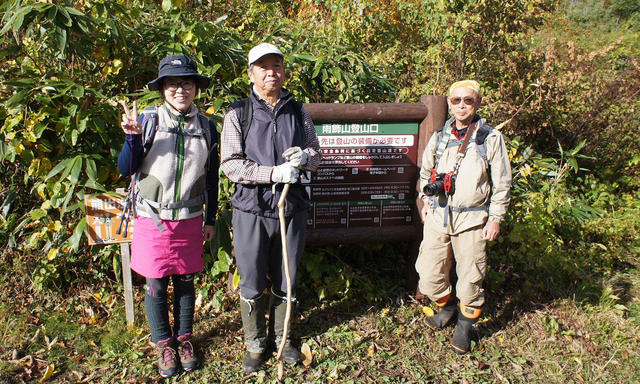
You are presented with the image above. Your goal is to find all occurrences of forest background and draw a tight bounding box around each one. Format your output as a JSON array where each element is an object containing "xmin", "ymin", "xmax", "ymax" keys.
[{"xmin": 1, "ymin": 0, "xmax": 639, "ymax": 382}]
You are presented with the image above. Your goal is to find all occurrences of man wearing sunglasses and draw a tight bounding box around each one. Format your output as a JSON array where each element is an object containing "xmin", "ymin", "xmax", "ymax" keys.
[{"xmin": 415, "ymin": 80, "xmax": 512, "ymax": 354}]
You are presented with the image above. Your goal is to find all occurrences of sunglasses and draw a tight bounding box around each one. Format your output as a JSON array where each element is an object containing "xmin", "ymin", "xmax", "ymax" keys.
[
  {"xmin": 164, "ymin": 80, "xmax": 195, "ymax": 92},
  {"xmin": 449, "ymin": 96, "xmax": 476, "ymax": 105}
]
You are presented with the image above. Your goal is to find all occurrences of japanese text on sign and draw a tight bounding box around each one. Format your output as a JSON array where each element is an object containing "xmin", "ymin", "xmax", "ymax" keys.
[
  {"xmin": 84, "ymin": 193, "xmax": 134, "ymax": 245},
  {"xmin": 307, "ymin": 122, "xmax": 419, "ymax": 229}
]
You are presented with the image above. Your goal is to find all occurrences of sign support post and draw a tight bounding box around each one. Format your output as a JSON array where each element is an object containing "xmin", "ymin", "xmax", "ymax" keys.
[
  {"xmin": 120, "ymin": 243, "xmax": 135, "ymax": 326},
  {"xmin": 84, "ymin": 192, "xmax": 136, "ymax": 326}
]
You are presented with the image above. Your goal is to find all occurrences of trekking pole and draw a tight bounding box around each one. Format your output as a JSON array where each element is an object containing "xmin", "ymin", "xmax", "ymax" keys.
[
  {"xmin": 116, "ymin": 179, "xmax": 134, "ymax": 237},
  {"xmin": 116, "ymin": 195, "xmax": 130, "ymax": 236},
  {"xmin": 275, "ymin": 183, "xmax": 292, "ymax": 381},
  {"xmin": 122, "ymin": 196, "xmax": 132, "ymax": 237}
]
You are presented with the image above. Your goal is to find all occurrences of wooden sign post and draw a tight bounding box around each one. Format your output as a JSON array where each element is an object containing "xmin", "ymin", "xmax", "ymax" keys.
[{"xmin": 84, "ymin": 191, "xmax": 136, "ymax": 325}]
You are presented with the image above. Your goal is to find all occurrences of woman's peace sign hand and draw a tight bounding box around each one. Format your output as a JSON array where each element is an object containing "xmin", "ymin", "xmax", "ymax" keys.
[{"xmin": 120, "ymin": 100, "xmax": 142, "ymax": 135}]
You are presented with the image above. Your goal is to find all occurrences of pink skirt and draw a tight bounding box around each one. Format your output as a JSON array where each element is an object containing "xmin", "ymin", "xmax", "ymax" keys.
[{"xmin": 130, "ymin": 216, "xmax": 204, "ymax": 278}]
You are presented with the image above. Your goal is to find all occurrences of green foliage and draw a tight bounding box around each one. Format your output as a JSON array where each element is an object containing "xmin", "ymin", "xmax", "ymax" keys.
[
  {"xmin": 0, "ymin": 0, "xmax": 396, "ymax": 290},
  {"xmin": 1, "ymin": 0, "xmax": 639, "ymax": 310},
  {"xmin": 568, "ymin": 0, "xmax": 640, "ymax": 27},
  {"xmin": 2, "ymin": 1, "xmax": 640, "ymax": 382},
  {"xmin": 491, "ymin": 135, "xmax": 640, "ymax": 303},
  {"xmin": 298, "ymin": 242, "xmax": 409, "ymax": 306}
]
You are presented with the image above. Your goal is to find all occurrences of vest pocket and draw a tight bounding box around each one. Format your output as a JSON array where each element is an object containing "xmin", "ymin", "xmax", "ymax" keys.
[
  {"xmin": 188, "ymin": 175, "xmax": 206, "ymax": 214},
  {"xmin": 138, "ymin": 174, "xmax": 163, "ymax": 202}
]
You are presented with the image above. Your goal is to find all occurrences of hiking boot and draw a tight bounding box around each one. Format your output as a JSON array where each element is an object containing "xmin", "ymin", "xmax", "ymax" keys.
[
  {"xmin": 155, "ymin": 337, "xmax": 179, "ymax": 378},
  {"xmin": 269, "ymin": 289, "xmax": 300, "ymax": 365},
  {"xmin": 240, "ymin": 293, "xmax": 267, "ymax": 374},
  {"xmin": 450, "ymin": 305, "xmax": 482, "ymax": 355},
  {"xmin": 177, "ymin": 333, "xmax": 199, "ymax": 372},
  {"xmin": 425, "ymin": 295, "xmax": 457, "ymax": 330}
]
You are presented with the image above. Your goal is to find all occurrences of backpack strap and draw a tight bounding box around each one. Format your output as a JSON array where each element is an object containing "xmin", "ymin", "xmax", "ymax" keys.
[
  {"xmin": 198, "ymin": 112, "xmax": 218, "ymax": 176},
  {"xmin": 140, "ymin": 106, "xmax": 159, "ymax": 154},
  {"xmin": 475, "ymin": 123, "xmax": 493, "ymax": 163},
  {"xmin": 292, "ymin": 100, "xmax": 306, "ymax": 143},
  {"xmin": 134, "ymin": 106, "xmax": 164, "ymax": 231},
  {"xmin": 241, "ymin": 98, "xmax": 252, "ymax": 143},
  {"xmin": 229, "ymin": 98, "xmax": 252, "ymax": 150},
  {"xmin": 435, "ymin": 116, "xmax": 492, "ymax": 164},
  {"xmin": 197, "ymin": 112, "xmax": 213, "ymax": 150},
  {"xmin": 434, "ymin": 117, "xmax": 456, "ymax": 166}
]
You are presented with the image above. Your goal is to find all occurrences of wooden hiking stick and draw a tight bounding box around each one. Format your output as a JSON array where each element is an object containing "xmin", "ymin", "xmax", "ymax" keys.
[{"xmin": 276, "ymin": 183, "xmax": 292, "ymax": 380}]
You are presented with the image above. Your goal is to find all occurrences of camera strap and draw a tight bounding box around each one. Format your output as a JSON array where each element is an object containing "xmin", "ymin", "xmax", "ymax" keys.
[
  {"xmin": 440, "ymin": 121, "xmax": 478, "ymax": 228},
  {"xmin": 432, "ymin": 118, "xmax": 477, "ymax": 177},
  {"xmin": 452, "ymin": 121, "xmax": 478, "ymax": 176},
  {"xmin": 431, "ymin": 119, "xmax": 454, "ymax": 181}
]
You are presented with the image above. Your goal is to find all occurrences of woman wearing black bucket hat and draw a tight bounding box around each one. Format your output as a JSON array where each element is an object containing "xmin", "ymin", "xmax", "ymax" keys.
[{"xmin": 117, "ymin": 54, "xmax": 218, "ymax": 378}]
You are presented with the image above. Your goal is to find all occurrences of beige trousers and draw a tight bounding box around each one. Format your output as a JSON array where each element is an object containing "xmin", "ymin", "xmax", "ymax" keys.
[{"xmin": 415, "ymin": 219, "xmax": 487, "ymax": 307}]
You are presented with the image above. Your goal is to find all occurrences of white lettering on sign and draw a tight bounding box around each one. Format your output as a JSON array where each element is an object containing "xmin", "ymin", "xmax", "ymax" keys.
[
  {"xmin": 318, "ymin": 135, "xmax": 413, "ymax": 148},
  {"xmin": 322, "ymin": 123, "xmax": 380, "ymax": 134}
]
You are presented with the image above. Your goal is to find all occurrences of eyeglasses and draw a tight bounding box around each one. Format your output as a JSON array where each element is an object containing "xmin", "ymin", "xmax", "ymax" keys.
[
  {"xmin": 164, "ymin": 80, "xmax": 195, "ymax": 92},
  {"xmin": 449, "ymin": 96, "xmax": 476, "ymax": 106}
]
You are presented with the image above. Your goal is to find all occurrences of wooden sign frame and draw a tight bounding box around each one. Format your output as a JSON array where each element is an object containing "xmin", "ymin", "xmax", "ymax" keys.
[{"xmin": 303, "ymin": 95, "xmax": 448, "ymax": 246}]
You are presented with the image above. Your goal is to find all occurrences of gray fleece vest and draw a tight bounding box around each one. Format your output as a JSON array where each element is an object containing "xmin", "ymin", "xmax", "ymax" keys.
[
  {"xmin": 231, "ymin": 91, "xmax": 309, "ymax": 218},
  {"xmin": 135, "ymin": 104, "xmax": 209, "ymax": 223}
]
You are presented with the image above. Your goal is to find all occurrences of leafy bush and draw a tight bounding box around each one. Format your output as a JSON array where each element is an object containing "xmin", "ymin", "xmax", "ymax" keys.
[
  {"xmin": 1, "ymin": 0, "xmax": 638, "ymax": 303},
  {"xmin": 0, "ymin": 0, "xmax": 399, "ymax": 290},
  {"xmin": 568, "ymin": 0, "xmax": 640, "ymax": 26}
]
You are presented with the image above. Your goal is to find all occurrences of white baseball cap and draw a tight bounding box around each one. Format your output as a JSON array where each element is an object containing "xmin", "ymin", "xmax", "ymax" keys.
[{"xmin": 248, "ymin": 43, "xmax": 284, "ymax": 65}]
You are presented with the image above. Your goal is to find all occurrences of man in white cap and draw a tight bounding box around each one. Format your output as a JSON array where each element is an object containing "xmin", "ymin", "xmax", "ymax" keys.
[
  {"xmin": 220, "ymin": 43, "xmax": 321, "ymax": 373},
  {"xmin": 415, "ymin": 80, "xmax": 511, "ymax": 354}
]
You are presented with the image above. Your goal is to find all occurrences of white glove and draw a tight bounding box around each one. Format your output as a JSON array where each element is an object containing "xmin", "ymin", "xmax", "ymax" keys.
[
  {"xmin": 271, "ymin": 162, "xmax": 300, "ymax": 184},
  {"xmin": 282, "ymin": 146, "xmax": 308, "ymax": 168}
]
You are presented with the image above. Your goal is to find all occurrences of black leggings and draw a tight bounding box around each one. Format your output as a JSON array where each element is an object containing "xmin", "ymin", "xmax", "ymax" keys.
[{"xmin": 145, "ymin": 274, "xmax": 195, "ymax": 343}]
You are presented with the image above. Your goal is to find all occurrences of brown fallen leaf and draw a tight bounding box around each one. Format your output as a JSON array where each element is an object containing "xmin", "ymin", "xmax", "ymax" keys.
[
  {"xmin": 301, "ymin": 343, "xmax": 313, "ymax": 367},
  {"xmin": 351, "ymin": 368, "xmax": 364, "ymax": 378},
  {"xmin": 70, "ymin": 354, "xmax": 84, "ymax": 362}
]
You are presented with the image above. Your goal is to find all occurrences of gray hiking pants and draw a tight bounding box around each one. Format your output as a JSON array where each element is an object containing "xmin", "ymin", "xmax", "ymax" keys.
[{"xmin": 232, "ymin": 209, "xmax": 308, "ymax": 299}]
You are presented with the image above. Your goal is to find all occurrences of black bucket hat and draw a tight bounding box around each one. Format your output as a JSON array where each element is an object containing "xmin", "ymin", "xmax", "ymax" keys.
[{"xmin": 147, "ymin": 54, "xmax": 211, "ymax": 91}]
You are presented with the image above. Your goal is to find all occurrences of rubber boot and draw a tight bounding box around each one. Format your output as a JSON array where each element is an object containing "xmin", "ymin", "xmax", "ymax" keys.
[
  {"xmin": 240, "ymin": 293, "xmax": 267, "ymax": 373},
  {"xmin": 450, "ymin": 304, "xmax": 482, "ymax": 355},
  {"xmin": 269, "ymin": 289, "xmax": 300, "ymax": 365},
  {"xmin": 425, "ymin": 294, "xmax": 457, "ymax": 330}
]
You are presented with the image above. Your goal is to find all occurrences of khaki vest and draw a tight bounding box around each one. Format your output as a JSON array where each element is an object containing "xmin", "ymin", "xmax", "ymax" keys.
[{"xmin": 136, "ymin": 104, "xmax": 210, "ymax": 223}]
